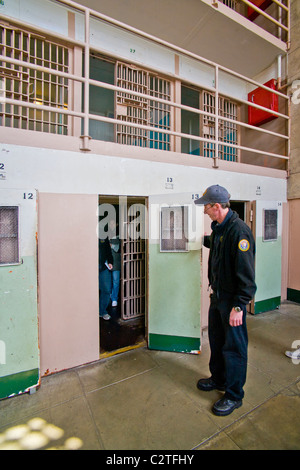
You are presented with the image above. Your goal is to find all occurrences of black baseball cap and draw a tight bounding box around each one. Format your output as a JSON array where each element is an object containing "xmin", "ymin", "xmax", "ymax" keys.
[{"xmin": 194, "ymin": 184, "xmax": 231, "ymax": 205}]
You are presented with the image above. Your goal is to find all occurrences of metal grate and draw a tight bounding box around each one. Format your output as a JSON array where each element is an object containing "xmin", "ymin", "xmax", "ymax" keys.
[
  {"xmin": 0, "ymin": 206, "xmax": 19, "ymax": 264},
  {"xmin": 0, "ymin": 23, "xmax": 69, "ymax": 134},
  {"xmin": 116, "ymin": 62, "xmax": 171, "ymax": 150},
  {"xmin": 160, "ymin": 206, "xmax": 188, "ymax": 252},
  {"xmin": 263, "ymin": 209, "xmax": 278, "ymax": 241}
]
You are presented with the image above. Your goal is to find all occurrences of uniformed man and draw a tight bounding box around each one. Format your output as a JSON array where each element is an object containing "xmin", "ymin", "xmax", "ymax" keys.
[{"xmin": 194, "ymin": 184, "xmax": 256, "ymax": 416}]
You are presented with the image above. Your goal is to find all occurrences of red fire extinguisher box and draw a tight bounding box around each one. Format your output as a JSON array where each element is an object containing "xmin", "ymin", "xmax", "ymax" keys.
[
  {"xmin": 248, "ymin": 79, "xmax": 278, "ymax": 127},
  {"xmin": 247, "ymin": 0, "xmax": 272, "ymax": 21}
]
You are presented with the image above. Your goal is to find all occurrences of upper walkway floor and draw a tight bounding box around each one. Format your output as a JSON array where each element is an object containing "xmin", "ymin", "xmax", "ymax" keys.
[
  {"xmin": 76, "ymin": 0, "xmax": 290, "ymax": 77},
  {"xmin": 0, "ymin": 0, "xmax": 290, "ymax": 175}
]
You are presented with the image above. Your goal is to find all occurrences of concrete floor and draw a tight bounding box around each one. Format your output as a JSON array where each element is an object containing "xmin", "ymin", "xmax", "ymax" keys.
[{"xmin": 0, "ymin": 301, "xmax": 300, "ymax": 450}]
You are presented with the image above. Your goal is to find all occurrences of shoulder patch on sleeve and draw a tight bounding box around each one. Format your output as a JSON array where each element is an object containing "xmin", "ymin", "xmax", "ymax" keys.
[{"xmin": 238, "ymin": 239, "xmax": 250, "ymax": 252}]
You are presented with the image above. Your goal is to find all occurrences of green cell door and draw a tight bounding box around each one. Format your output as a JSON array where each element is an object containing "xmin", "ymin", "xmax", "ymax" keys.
[
  {"xmin": 251, "ymin": 200, "xmax": 282, "ymax": 314},
  {"xmin": 0, "ymin": 189, "xmax": 39, "ymax": 399},
  {"xmin": 147, "ymin": 193, "xmax": 202, "ymax": 353}
]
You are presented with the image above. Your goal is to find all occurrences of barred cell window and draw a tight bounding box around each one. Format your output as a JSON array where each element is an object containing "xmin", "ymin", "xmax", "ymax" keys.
[
  {"xmin": 116, "ymin": 62, "xmax": 149, "ymax": 147},
  {"xmin": 0, "ymin": 206, "xmax": 19, "ymax": 265},
  {"xmin": 149, "ymin": 76, "xmax": 171, "ymax": 151},
  {"xmin": 160, "ymin": 206, "xmax": 188, "ymax": 252},
  {"xmin": 203, "ymin": 91, "xmax": 216, "ymax": 159},
  {"xmin": 181, "ymin": 86, "xmax": 238, "ymax": 161},
  {"xmin": 263, "ymin": 209, "xmax": 278, "ymax": 241},
  {"xmin": 203, "ymin": 91, "xmax": 238, "ymax": 162},
  {"xmin": 0, "ymin": 23, "xmax": 69, "ymax": 135},
  {"xmin": 116, "ymin": 62, "xmax": 171, "ymax": 150}
]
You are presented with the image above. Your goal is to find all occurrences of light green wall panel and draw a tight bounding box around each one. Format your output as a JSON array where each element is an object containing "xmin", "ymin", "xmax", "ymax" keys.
[
  {"xmin": 0, "ymin": 189, "xmax": 39, "ymax": 398},
  {"xmin": 0, "ymin": 256, "xmax": 39, "ymax": 378},
  {"xmin": 148, "ymin": 244, "xmax": 201, "ymax": 342},
  {"xmin": 252, "ymin": 201, "xmax": 282, "ymax": 314},
  {"xmin": 255, "ymin": 236, "xmax": 282, "ymax": 303}
]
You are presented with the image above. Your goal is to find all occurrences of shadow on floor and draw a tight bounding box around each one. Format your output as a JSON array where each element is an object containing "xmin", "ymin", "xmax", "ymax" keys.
[{"xmin": 100, "ymin": 304, "xmax": 145, "ymax": 354}]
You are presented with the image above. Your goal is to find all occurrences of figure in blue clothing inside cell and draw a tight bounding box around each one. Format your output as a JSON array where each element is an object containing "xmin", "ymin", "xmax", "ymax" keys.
[
  {"xmin": 109, "ymin": 219, "xmax": 121, "ymax": 308},
  {"xmin": 194, "ymin": 184, "xmax": 257, "ymax": 417},
  {"xmin": 99, "ymin": 237, "xmax": 113, "ymax": 321}
]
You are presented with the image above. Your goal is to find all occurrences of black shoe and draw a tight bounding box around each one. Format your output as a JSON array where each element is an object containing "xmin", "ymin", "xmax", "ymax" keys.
[
  {"xmin": 212, "ymin": 397, "xmax": 242, "ymax": 416},
  {"xmin": 197, "ymin": 377, "xmax": 225, "ymax": 392}
]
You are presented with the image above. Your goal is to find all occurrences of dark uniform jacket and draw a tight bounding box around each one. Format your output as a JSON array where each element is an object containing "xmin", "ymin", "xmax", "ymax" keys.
[{"xmin": 204, "ymin": 210, "xmax": 257, "ymax": 307}]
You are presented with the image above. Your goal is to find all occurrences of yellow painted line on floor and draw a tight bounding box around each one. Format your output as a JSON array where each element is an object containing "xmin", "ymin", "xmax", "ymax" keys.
[{"xmin": 100, "ymin": 341, "xmax": 147, "ymax": 360}]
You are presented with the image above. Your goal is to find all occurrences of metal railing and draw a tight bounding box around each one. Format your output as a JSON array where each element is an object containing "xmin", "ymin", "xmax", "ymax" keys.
[{"xmin": 0, "ymin": 0, "xmax": 290, "ymax": 170}]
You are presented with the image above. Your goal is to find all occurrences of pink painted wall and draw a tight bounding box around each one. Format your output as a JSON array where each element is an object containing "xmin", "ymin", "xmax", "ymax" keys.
[
  {"xmin": 288, "ymin": 199, "xmax": 300, "ymax": 292},
  {"xmin": 38, "ymin": 193, "xmax": 99, "ymax": 375}
]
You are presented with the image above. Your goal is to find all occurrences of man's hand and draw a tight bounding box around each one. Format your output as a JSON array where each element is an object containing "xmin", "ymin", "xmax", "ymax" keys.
[{"xmin": 229, "ymin": 308, "xmax": 243, "ymax": 327}]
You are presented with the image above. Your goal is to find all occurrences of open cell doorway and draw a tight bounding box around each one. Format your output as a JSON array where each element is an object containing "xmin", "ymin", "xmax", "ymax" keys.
[
  {"xmin": 230, "ymin": 201, "xmax": 245, "ymax": 221},
  {"xmin": 98, "ymin": 195, "xmax": 147, "ymax": 357}
]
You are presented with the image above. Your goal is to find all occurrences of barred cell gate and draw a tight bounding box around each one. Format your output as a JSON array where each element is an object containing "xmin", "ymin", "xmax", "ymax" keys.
[{"xmin": 120, "ymin": 198, "xmax": 147, "ymax": 321}]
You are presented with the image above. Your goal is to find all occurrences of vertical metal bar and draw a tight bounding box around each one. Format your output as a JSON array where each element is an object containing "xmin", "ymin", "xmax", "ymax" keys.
[
  {"xmin": 24, "ymin": 30, "xmax": 29, "ymax": 128},
  {"xmin": 32, "ymin": 36, "xmax": 36, "ymax": 131},
  {"xmin": 287, "ymin": 0, "xmax": 290, "ymax": 49},
  {"xmin": 287, "ymin": 95, "xmax": 291, "ymax": 176},
  {"xmin": 214, "ymin": 65, "xmax": 219, "ymax": 168},
  {"xmin": 133, "ymin": 235, "xmax": 136, "ymax": 317},
  {"xmin": 82, "ymin": 7, "xmax": 90, "ymax": 150},
  {"xmin": 41, "ymin": 39, "xmax": 45, "ymax": 131}
]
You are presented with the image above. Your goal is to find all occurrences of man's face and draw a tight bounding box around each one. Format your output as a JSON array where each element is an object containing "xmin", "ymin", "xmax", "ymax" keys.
[{"xmin": 204, "ymin": 203, "xmax": 218, "ymax": 221}]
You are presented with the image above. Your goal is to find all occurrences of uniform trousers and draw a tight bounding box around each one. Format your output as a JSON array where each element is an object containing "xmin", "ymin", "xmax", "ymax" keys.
[
  {"xmin": 99, "ymin": 268, "xmax": 112, "ymax": 317},
  {"xmin": 208, "ymin": 293, "xmax": 248, "ymax": 401}
]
